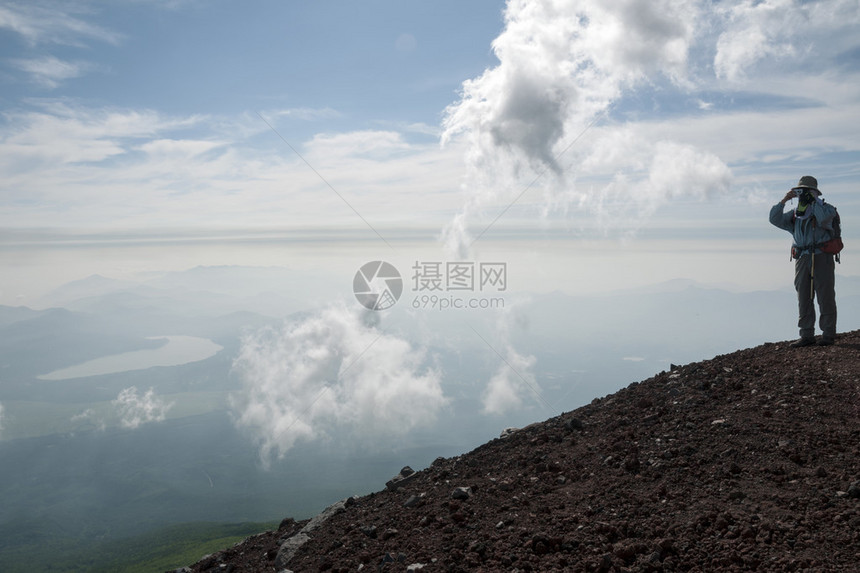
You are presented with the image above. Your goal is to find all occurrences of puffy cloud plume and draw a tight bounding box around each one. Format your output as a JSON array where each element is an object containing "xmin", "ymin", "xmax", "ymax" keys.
[
  {"xmin": 441, "ymin": 0, "xmax": 706, "ymax": 256},
  {"xmin": 481, "ymin": 346, "xmax": 538, "ymax": 415},
  {"xmin": 231, "ymin": 304, "xmax": 447, "ymax": 465},
  {"xmin": 475, "ymin": 303, "xmax": 543, "ymax": 416},
  {"xmin": 583, "ymin": 136, "xmax": 732, "ymax": 233},
  {"xmin": 113, "ymin": 387, "xmax": 173, "ymax": 429}
]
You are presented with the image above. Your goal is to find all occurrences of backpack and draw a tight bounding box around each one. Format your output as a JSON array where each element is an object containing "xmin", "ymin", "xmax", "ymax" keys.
[
  {"xmin": 790, "ymin": 201, "xmax": 843, "ymax": 262},
  {"xmin": 819, "ymin": 206, "xmax": 843, "ymax": 261}
]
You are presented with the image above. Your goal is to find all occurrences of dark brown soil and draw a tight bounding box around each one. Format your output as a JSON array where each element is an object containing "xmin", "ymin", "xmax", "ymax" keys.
[{"xmin": 178, "ymin": 331, "xmax": 860, "ymax": 572}]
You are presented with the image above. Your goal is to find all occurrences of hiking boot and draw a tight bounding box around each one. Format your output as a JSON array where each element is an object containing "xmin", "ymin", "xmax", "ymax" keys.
[
  {"xmin": 790, "ymin": 338, "xmax": 815, "ymax": 348},
  {"xmin": 817, "ymin": 337, "xmax": 834, "ymax": 346}
]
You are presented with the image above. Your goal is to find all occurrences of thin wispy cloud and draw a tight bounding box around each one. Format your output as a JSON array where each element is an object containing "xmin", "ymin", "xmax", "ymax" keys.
[
  {"xmin": 71, "ymin": 408, "xmax": 107, "ymax": 431},
  {"xmin": 0, "ymin": 2, "xmax": 122, "ymax": 47},
  {"xmin": 0, "ymin": 100, "xmax": 467, "ymax": 231},
  {"xmin": 0, "ymin": 101, "xmax": 203, "ymax": 165},
  {"xmin": 269, "ymin": 107, "xmax": 342, "ymax": 122},
  {"xmin": 71, "ymin": 408, "xmax": 96, "ymax": 423},
  {"xmin": 714, "ymin": 0, "xmax": 860, "ymax": 82},
  {"xmin": 11, "ymin": 56, "xmax": 97, "ymax": 89}
]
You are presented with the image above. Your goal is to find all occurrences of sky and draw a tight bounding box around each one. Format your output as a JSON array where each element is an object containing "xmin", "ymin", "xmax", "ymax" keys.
[{"xmin": 1, "ymin": 0, "xmax": 860, "ymax": 296}]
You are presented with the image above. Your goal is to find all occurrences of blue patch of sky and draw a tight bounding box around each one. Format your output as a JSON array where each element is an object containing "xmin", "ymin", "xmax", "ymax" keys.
[
  {"xmin": 1, "ymin": 1, "xmax": 506, "ymax": 129},
  {"xmin": 611, "ymin": 83, "xmax": 823, "ymax": 123},
  {"xmin": 834, "ymin": 45, "xmax": 860, "ymax": 71}
]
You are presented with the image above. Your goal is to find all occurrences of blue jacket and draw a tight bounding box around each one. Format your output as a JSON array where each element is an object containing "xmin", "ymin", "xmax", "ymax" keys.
[{"xmin": 769, "ymin": 198, "xmax": 838, "ymax": 256}]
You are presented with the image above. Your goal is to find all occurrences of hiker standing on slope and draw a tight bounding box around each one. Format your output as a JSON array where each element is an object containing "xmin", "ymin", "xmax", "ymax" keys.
[{"xmin": 769, "ymin": 175, "xmax": 840, "ymax": 347}]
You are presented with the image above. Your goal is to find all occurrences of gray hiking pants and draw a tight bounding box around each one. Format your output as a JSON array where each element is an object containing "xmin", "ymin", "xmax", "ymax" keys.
[{"xmin": 794, "ymin": 252, "xmax": 837, "ymax": 340}]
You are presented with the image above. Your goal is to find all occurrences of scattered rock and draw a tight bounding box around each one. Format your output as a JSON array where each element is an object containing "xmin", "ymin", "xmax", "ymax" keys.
[
  {"xmin": 381, "ymin": 527, "xmax": 398, "ymax": 540},
  {"xmin": 273, "ymin": 533, "xmax": 310, "ymax": 569},
  {"xmin": 500, "ymin": 427, "xmax": 519, "ymax": 438},
  {"xmin": 386, "ymin": 466, "xmax": 419, "ymax": 491},
  {"xmin": 451, "ymin": 486, "xmax": 472, "ymax": 500},
  {"xmin": 359, "ymin": 525, "xmax": 377, "ymax": 539},
  {"xmin": 403, "ymin": 493, "xmax": 425, "ymax": 508},
  {"xmin": 273, "ymin": 498, "xmax": 350, "ymax": 568}
]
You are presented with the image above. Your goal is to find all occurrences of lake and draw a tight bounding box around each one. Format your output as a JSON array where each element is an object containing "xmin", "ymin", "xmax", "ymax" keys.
[{"xmin": 37, "ymin": 335, "xmax": 223, "ymax": 380}]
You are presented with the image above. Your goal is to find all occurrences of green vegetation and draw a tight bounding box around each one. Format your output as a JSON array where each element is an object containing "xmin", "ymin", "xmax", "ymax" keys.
[
  {"xmin": 0, "ymin": 520, "xmax": 278, "ymax": 573},
  {"xmin": 1, "ymin": 391, "xmax": 230, "ymax": 440}
]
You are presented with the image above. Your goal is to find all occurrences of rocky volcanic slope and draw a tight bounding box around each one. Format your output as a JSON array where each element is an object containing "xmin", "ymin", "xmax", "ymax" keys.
[{"xmin": 177, "ymin": 331, "xmax": 860, "ymax": 572}]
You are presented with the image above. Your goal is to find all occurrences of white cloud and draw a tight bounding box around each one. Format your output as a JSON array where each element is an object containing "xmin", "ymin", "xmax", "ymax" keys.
[
  {"xmin": 714, "ymin": 0, "xmax": 860, "ymax": 82},
  {"xmin": 268, "ymin": 107, "xmax": 341, "ymax": 122},
  {"xmin": 615, "ymin": 96, "xmax": 860, "ymax": 168},
  {"xmin": 71, "ymin": 408, "xmax": 95, "ymax": 423},
  {"xmin": 11, "ymin": 56, "xmax": 98, "ymax": 89},
  {"xmin": 481, "ymin": 345, "xmax": 538, "ymax": 415},
  {"xmin": 139, "ymin": 138, "xmax": 225, "ymax": 158},
  {"xmin": 305, "ymin": 130, "xmax": 413, "ymax": 162},
  {"xmin": 440, "ymin": 0, "xmax": 706, "ymax": 256},
  {"xmin": 231, "ymin": 303, "xmax": 448, "ymax": 465},
  {"xmin": 0, "ymin": 101, "xmax": 202, "ymax": 167},
  {"xmin": 71, "ymin": 407, "xmax": 107, "ymax": 431},
  {"xmin": 436, "ymin": 0, "xmax": 860, "ymax": 253},
  {"xmin": 0, "ymin": 2, "xmax": 122, "ymax": 47},
  {"xmin": 714, "ymin": 0, "xmax": 795, "ymax": 82},
  {"xmin": 0, "ymin": 1, "xmax": 856, "ymax": 242},
  {"xmin": 578, "ymin": 137, "xmax": 731, "ymax": 234},
  {"xmin": 113, "ymin": 386, "xmax": 173, "ymax": 429},
  {"xmin": 475, "ymin": 302, "xmax": 542, "ymax": 416},
  {"xmin": 0, "ymin": 103, "xmax": 467, "ymax": 231}
]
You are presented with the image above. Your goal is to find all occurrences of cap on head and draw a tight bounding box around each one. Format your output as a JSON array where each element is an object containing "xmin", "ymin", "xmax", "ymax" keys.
[{"xmin": 796, "ymin": 175, "xmax": 819, "ymax": 191}]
